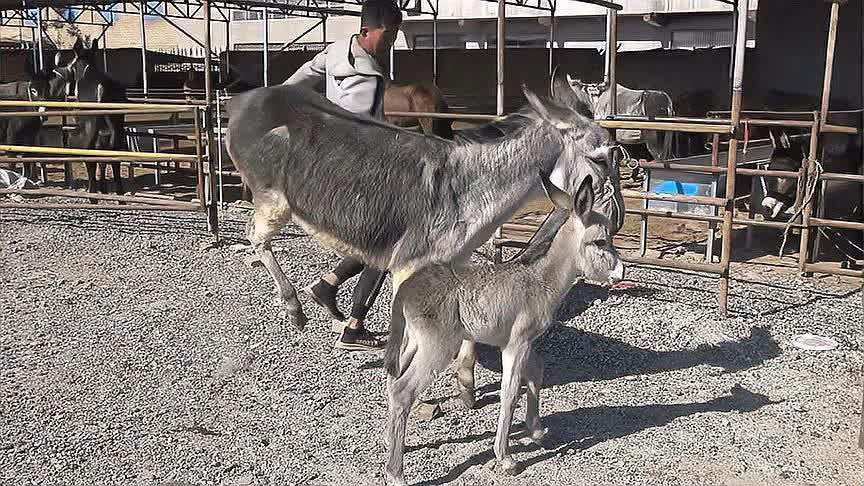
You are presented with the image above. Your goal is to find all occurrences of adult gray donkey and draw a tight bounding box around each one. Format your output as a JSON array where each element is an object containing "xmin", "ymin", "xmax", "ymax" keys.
[
  {"xmin": 564, "ymin": 75, "xmax": 676, "ymax": 162},
  {"xmin": 225, "ymin": 81, "xmax": 623, "ymax": 329}
]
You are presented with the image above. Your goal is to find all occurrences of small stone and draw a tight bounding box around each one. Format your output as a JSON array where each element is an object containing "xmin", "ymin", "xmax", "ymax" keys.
[
  {"xmin": 413, "ymin": 401, "xmax": 443, "ymax": 422},
  {"xmin": 235, "ymin": 472, "xmax": 255, "ymax": 485},
  {"xmin": 244, "ymin": 254, "xmax": 263, "ymax": 268},
  {"xmin": 566, "ymin": 448, "xmax": 576, "ymax": 455}
]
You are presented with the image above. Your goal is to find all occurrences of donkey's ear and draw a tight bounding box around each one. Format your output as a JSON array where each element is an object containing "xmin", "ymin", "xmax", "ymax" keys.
[
  {"xmin": 90, "ymin": 38, "xmax": 99, "ymax": 52},
  {"xmin": 73, "ymin": 38, "xmax": 84, "ymax": 55},
  {"xmin": 541, "ymin": 172, "xmax": 573, "ymax": 210},
  {"xmin": 574, "ymin": 175, "xmax": 595, "ymax": 216},
  {"xmin": 551, "ymin": 70, "xmax": 594, "ymax": 118},
  {"xmin": 523, "ymin": 85, "xmax": 578, "ymax": 130},
  {"xmin": 54, "ymin": 51, "xmax": 63, "ymax": 68}
]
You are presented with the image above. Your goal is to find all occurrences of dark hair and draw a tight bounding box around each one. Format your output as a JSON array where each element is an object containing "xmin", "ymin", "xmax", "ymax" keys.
[{"xmin": 361, "ymin": 0, "xmax": 402, "ymax": 29}]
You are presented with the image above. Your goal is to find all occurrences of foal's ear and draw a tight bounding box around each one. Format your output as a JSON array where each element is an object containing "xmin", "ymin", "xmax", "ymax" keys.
[
  {"xmin": 523, "ymin": 85, "xmax": 577, "ymax": 130},
  {"xmin": 574, "ymin": 175, "xmax": 595, "ymax": 216},
  {"xmin": 541, "ymin": 172, "xmax": 573, "ymax": 210}
]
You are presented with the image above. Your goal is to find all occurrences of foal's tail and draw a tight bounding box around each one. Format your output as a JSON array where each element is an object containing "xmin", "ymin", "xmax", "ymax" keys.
[{"xmin": 384, "ymin": 289, "xmax": 407, "ymax": 378}]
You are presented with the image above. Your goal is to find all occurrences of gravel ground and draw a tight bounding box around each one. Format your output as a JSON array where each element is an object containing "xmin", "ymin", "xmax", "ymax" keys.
[{"xmin": 0, "ymin": 207, "xmax": 862, "ymax": 486}]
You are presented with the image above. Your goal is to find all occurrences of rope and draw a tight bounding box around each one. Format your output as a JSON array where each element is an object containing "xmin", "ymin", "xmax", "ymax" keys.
[
  {"xmin": 742, "ymin": 120, "xmax": 750, "ymax": 155},
  {"xmin": 778, "ymin": 157, "xmax": 824, "ymax": 257}
]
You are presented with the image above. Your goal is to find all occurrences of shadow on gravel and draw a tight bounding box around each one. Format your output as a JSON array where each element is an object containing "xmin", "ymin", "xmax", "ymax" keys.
[
  {"xmin": 470, "ymin": 326, "xmax": 779, "ymax": 405},
  {"xmin": 414, "ymin": 385, "xmax": 777, "ymax": 485}
]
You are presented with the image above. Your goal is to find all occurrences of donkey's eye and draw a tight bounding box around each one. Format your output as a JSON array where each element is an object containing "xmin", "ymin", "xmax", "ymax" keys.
[{"xmin": 592, "ymin": 239, "xmax": 607, "ymax": 248}]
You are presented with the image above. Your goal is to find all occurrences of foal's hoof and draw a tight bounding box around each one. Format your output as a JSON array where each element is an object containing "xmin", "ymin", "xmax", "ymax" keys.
[
  {"xmin": 384, "ymin": 470, "xmax": 407, "ymax": 486},
  {"xmin": 290, "ymin": 311, "xmax": 308, "ymax": 330},
  {"xmin": 456, "ymin": 379, "xmax": 476, "ymax": 409}
]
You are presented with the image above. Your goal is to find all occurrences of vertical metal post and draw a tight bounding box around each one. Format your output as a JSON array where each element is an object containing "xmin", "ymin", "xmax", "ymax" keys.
[
  {"xmin": 798, "ymin": 114, "xmax": 821, "ymax": 272},
  {"xmin": 717, "ymin": 0, "xmax": 749, "ymax": 316},
  {"xmin": 605, "ymin": 8, "xmax": 617, "ymax": 117},
  {"xmin": 139, "ymin": 1, "xmax": 148, "ymax": 96},
  {"xmin": 263, "ymin": 8, "xmax": 269, "ymax": 86},
  {"xmin": 548, "ymin": 4, "xmax": 555, "ymax": 77},
  {"xmin": 496, "ymin": 0, "xmax": 505, "ymax": 116},
  {"xmin": 36, "ymin": 8, "xmax": 44, "ymax": 70},
  {"xmin": 31, "ymin": 28, "xmax": 38, "ymax": 72},
  {"xmin": 433, "ymin": 10, "xmax": 438, "ymax": 83},
  {"xmin": 204, "ymin": 0, "xmax": 219, "ymax": 239},
  {"xmin": 216, "ymin": 92, "xmax": 225, "ymax": 208},
  {"xmin": 819, "ymin": 1, "xmax": 840, "ymax": 129},
  {"xmin": 707, "ymin": 132, "xmax": 720, "ymax": 263},
  {"xmin": 323, "ymin": 15, "xmax": 327, "ymax": 43},
  {"xmin": 102, "ymin": 32, "xmax": 108, "ymax": 72},
  {"xmin": 801, "ymin": 1, "xmax": 841, "ymax": 273},
  {"xmin": 225, "ymin": 19, "xmax": 231, "ymax": 80}
]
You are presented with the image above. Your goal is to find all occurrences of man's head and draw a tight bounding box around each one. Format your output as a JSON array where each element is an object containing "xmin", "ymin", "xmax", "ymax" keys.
[{"xmin": 358, "ymin": 0, "xmax": 402, "ymax": 59}]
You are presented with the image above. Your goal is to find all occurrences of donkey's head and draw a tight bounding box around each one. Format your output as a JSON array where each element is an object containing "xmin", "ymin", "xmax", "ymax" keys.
[
  {"xmin": 69, "ymin": 38, "xmax": 99, "ymax": 78},
  {"xmin": 558, "ymin": 175, "xmax": 624, "ymax": 285},
  {"xmin": 523, "ymin": 85, "xmax": 625, "ymax": 234}
]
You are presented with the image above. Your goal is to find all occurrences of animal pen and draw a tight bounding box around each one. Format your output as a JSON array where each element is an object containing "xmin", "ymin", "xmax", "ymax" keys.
[
  {"xmin": 0, "ymin": 0, "xmax": 862, "ymax": 451},
  {"xmin": 1, "ymin": 1, "xmax": 861, "ymax": 300}
]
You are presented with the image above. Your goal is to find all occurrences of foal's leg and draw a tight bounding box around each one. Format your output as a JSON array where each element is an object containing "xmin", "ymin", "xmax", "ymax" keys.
[
  {"xmin": 495, "ymin": 342, "xmax": 531, "ymax": 474},
  {"xmin": 246, "ymin": 194, "xmax": 307, "ymax": 330},
  {"xmin": 385, "ymin": 322, "xmax": 458, "ymax": 486},
  {"xmin": 455, "ymin": 340, "xmax": 477, "ymax": 409},
  {"xmin": 523, "ymin": 348, "xmax": 547, "ymax": 443}
]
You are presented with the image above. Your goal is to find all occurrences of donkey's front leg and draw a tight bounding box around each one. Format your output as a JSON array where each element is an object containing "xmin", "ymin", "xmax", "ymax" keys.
[
  {"xmin": 523, "ymin": 348, "xmax": 547, "ymax": 444},
  {"xmin": 455, "ymin": 340, "xmax": 477, "ymax": 409},
  {"xmin": 495, "ymin": 343, "xmax": 531, "ymax": 474}
]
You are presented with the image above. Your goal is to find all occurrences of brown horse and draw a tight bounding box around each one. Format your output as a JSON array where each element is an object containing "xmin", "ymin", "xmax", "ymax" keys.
[{"xmin": 384, "ymin": 81, "xmax": 453, "ymax": 139}]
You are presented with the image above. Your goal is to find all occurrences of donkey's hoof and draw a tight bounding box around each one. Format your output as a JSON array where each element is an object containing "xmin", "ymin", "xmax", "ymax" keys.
[
  {"xmin": 384, "ymin": 470, "xmax": 407, "ymax": 486},
  {"xmin": 457, "ymin": 385, "xmax": 476, "ymax": 409},
  {"xmin": 529, "ymin": 427, "xmax": 548, "ymax": 445},
  {"xmin": 498, "ymin": 457, "xmax": 521, "ymax": 475}
]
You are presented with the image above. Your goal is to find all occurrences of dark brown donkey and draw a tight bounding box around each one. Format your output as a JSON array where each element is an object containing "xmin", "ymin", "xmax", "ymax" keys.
[{"xmin": 384, "ymin": 81, "xmax": 453, "ymax": 139}]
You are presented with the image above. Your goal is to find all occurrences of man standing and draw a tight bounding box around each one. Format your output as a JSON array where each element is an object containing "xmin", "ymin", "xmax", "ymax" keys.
[{"xmin": 282, "ymin": 0, "xmax": 401, "ymax": 351}]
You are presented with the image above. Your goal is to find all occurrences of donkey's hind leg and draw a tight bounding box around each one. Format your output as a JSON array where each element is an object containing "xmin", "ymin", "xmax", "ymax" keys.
[
  {"xmin": 247, "ymin": 194, "xmax": 307, "ymax": 330},
  {"xmin": 385, "ymin": 322, "xmax": 459, "ymax": 486},
  {"xmin": 455, "ymin": 340, "xmax": 477, "ymax": 409}
]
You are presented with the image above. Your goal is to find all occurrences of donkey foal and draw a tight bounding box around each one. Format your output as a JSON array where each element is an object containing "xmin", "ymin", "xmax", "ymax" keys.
[{"xmin": 383, "ymin": 176, "xmax": 624, "ymax": 485}]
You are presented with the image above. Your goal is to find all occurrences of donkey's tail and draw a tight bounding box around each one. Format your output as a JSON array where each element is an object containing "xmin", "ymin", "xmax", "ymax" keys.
[{"xmin": 384, "ymin": 289, "xmax": 407, "ymax": 378}]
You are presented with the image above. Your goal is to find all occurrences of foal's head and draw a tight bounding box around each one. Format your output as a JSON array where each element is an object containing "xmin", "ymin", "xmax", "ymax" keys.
[{"xmin": 562, "ymin": 175, "xmax": 625, "ymax": 285}]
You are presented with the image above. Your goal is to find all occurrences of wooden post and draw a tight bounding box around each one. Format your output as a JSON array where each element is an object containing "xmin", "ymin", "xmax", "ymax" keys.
[{"xmin": 717, "ymin": 0, "xmax": 749, "ymax": 316}]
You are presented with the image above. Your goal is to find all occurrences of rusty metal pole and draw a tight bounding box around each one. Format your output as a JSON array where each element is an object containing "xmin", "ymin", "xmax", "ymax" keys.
[
  {"xmin": 548, "ymin": 3, "xmax": 555, "ymax": 77},
  {"xmin": 433, "ymin": 2, "xmax": 438, "ymax": 84},
  {"xmin": 194, "ymin": 108, "xmax": 204, "ymax": 206},
  {"xmin": 263, "ymin": 8, "xmax": 269, "ymax": 87},
  {"xmin": 800, "ymin": 2, "xmax": 841, "ymax": 273},
  {"xmin": 35, "ymin": 8, "xmax": 44, "ymax": 70},
  {"xmin": 204, "ymin": 0, "xmax": 219, "ymax": 239},
  {"xmin": 496, "ymin": 0, "xmax": 505, "ymax": 116},
  {"xmin": 605, "ymin": 8, "xmax": 617, "ymax": 118},
  {"xmin": 139, "ymin": 1, "xmax": 148, "ymax": 96},
  {"xmin": 798, "ymin": 113, "xmax": 821, "ymax": 272},
  {"xmin": 717, "ymin": 0, "xmax": 749, "ymax": 316}
]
